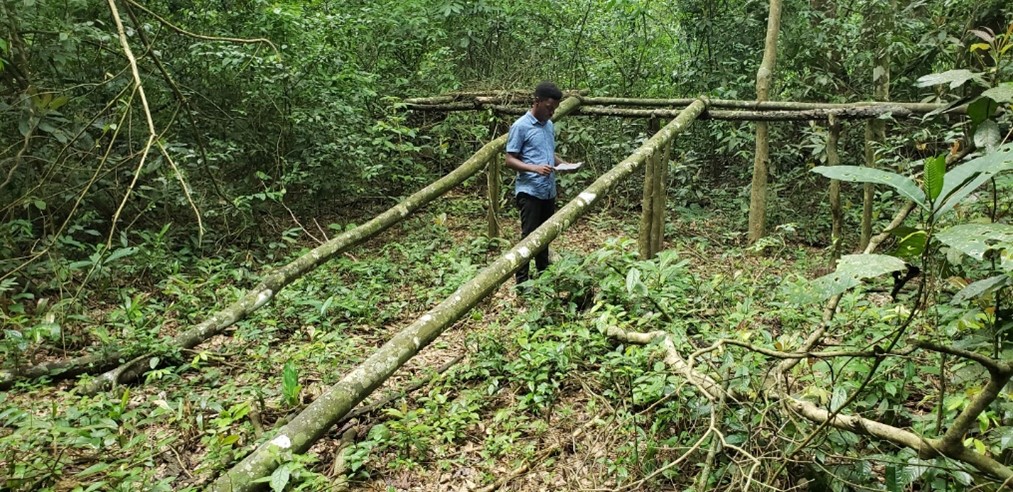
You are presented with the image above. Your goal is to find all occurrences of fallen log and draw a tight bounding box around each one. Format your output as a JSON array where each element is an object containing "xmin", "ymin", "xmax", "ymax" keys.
[
  {"xmin": 411, "ymin": 104, "xmax": 945, "ymax": 121},
  {"xmin": 208, "ymin": 99, "xmax": 709, "ymax": 492},
  {"xmin": 0, "ymin": 97, "xmax": 582, "ymax": 392}
]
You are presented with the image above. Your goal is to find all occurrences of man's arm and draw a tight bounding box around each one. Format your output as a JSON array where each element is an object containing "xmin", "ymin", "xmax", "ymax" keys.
[{"xmin": 505, "ymin": 152, "xmax": 553, "ymax": 176}]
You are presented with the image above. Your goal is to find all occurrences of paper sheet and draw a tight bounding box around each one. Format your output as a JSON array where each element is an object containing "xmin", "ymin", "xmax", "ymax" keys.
[{"xmin": 555, "ymin": 162, "xmax": 583, "ymax": 172}]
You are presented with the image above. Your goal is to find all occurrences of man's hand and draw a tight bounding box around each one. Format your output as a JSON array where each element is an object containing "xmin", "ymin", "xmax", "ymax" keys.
[{"xmin": 528, "ymin": 164, "xmax": 554, "ymax": 176}]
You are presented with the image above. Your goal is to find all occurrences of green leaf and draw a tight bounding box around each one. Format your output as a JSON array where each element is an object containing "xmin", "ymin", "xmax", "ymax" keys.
[
  {"xmin": 937, "ymin": 224, "xmax": 1013, "ymax": 269},
  {"xmin": 269, "ymin": 464, "xmax": 291, "ymax": 492},
  {"xmin": 892, "ymin": 230, "xmax": 927, "ymax": 259},
  {"xmin": 935, "ymin": 144, "xmax": 1013, "ymax": 218},
  {"xmin": 924, "ymin": 154, "xmax": 946, "ymax": 202},
  {"xmin": 812, "ymin": 166, "xmax": 926, "ymax": 209},
  {"xmin": 794, "ymin": 254, "xmax": 907, "ymax": 303},
  {"xmin": 886, "ymin": 464, "xmax": 899, "ymax": 492},
  {"xmin": 968, "ymin": 96, "xmax": 999, "ymax": 125},
  {"xmin": 915, "ymin": 69, "xmax": 984, "ymax": 89},
  {"xmin": 625, "ymin": 268, "xmax": 647, "ymax": 297},
  {"xmin": 78, "ymin": 462, "xmax": 111, "ymax": 478},
  {"xmin": 953, "ymin": 275, "xmax": 1009, "ymax": 304},
  {"xmin": 981, "ymin": 83, "xmax": 1013, "ymax": 104},
  {"xmin": 282, "ymin": 361, "xmax": 300, "ymax": 405},
  {"xmin": 974, "ymin": 120, "xmax": 1001, "ymax": 152}
]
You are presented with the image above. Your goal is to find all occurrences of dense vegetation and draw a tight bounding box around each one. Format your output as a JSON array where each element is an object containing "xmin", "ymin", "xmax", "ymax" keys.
[{"xmin": 2, "ymin": 0, "xmax": 1013, "ymax": 490}]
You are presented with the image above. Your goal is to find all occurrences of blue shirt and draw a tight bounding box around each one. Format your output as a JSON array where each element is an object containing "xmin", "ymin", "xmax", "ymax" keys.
[{"xmin": 507, "ymin": 111, "xmax": 556, "ymax": 200}]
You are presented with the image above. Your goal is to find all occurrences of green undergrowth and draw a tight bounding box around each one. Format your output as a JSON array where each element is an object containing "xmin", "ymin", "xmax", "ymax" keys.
[
  {"xmin": 5, "ymin": 186, "xmax": 1011, "ymax": 491},
  {"xmin": 0, "ymin": 198, "xmax": 498, "ymax": 491}
]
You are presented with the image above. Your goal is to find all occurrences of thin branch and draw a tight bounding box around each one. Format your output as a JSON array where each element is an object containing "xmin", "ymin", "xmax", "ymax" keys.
[
  {"xmin": 124, "ymin": 0, "xmax": 280, "ymax": 58},
  {"xmin": 105, "ymin": 0, "xmax": 203, "ymax": 247}
]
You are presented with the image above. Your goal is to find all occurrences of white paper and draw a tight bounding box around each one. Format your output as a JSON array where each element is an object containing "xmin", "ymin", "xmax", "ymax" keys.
[{"xmin": 555, "ymin": 161, "xmax": 583, "ymax": 171}]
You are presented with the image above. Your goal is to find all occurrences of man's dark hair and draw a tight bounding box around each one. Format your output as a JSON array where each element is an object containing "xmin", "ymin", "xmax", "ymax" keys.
[{"xmin": 534, "ymin": 81, "xmax": 563, "ymax": 101}]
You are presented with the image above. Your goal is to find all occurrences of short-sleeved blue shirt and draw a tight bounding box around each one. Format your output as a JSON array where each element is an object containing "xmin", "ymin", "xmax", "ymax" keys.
[{"xmin": 507, "ymin": 111, "xmax": 556, "ymax": 200}]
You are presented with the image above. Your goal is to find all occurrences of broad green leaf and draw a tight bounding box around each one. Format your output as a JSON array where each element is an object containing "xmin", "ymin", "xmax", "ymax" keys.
[
  {"xmin": 974, "ymin": 120, "xmax": 1001, "ymax": 152},
  {"xmin": 49, "ymin": 95, "xmax": 70, "ymax": 110},
  {"xmin": 626, "ymin": 267, "xmax": 647, "ymax": 297},
  {"xmin": 935, "ymin": 144, "xmax": 1013, "ymax": 218},
  {"xmin": 812, "ymin": 166, "xmax": 925, "ymax": 209},
  {"xmin": 924, "ymin": 154, "xmax": 946, "ymax": 201},
  {"xmin": 796, "ymin": 254, "xmax": 907, "ymax": 303},
  {"xmin": 78, "ymin": 462, "xmax": 111, "ymax": 477},
  {"xmin": 915, "ymin": 69, "xmax": 984, "ymax": 89},
  {"xmin": 936, "ymin": 223, "xmax": 1013, "ymax": 269},
  {"xmin": 892, "ymin": 230, "xmax": 927, "ymax": 259},
  {"xmin": 981, "ymin": 83, "xmax": 1013, "ymax": 104},
  {"xmin": 269, "ymin": 464, "xmax": 291, "ymax": 492},
  {"xmin": 968, "ymin": 96, "xmax": 999, "ymax": 125},
  {"xmin": 952, "ymin": 274, "xmax": 1009, "ymax": 304}
]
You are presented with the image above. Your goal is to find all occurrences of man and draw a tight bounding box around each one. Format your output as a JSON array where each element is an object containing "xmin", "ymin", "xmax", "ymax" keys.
[{"xmin": 504, "ymin": 81, "xmax": 578, "ymax": 289}]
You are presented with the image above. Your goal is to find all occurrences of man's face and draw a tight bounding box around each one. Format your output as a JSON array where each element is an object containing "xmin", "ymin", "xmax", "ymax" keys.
[{"xmin": 533, "ymin": 98, "xmax": 559, "ymax": 122}]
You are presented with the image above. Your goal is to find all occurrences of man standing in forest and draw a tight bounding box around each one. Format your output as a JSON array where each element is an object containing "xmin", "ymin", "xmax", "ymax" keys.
[{"xmin": 505, "ymin": 81, "xmax": 580, "ymax": 290}]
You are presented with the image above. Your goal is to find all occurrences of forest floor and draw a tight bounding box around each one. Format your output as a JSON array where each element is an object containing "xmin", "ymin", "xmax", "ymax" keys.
[{"xmin": 1, "ymin": 186, "xmax": 836, "ymax": 492}]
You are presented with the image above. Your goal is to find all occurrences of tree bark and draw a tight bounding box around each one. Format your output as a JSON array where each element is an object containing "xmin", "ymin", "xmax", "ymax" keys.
[
  {"xmin": 208, "ymin": 99, "xmax": 708, "ymax": 492},
  {"xmin": 487, "ymin": 154, "xmax": 501, "ymax": 238},
  {"xmin": 747, "ymin": 0, "xmax": 785, "ymax": 243},
  {"xmin": 639, "ymin": 119, "xmax": 660, "ymax": 259},
  {"xmin": 0, "ymin": 97, "xmax": 582, "ymax": 392},
  {"xmin": 827, "ymin": 117, "xmax": 843, "ymax": 261},
  {"xmin": 412, "ymin": 104, "xmax": 928, "ymax": 121},
  {"xmin": 651, "ymin": 136, "xmax": 672, "ymax": 255},
  {"xmin": 860, "ymin": 0, "xmax": 894, "ymax": 251},
  {"xmin": 408, "ymin": 96, "xmax": 953, "ymax": 114}
]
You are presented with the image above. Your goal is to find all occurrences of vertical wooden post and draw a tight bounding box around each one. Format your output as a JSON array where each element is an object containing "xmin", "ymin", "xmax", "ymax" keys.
[
  {"xmin": 640, "ymin": 118, "xmax": 661, "ymax": 259},
  {"xmin": 827, "ymin": 116, "xmax": 842, "ymax": 262},
  {"xmin": 486, "ymin": 153, "xmax": 501, "ymax": 238},
  {"xmin": 651, "ymin": 138, "xmax": 672, "ymax": 255},
  {"xmin": 859, "ymin": 0, "xmax": 893, "ymax": 251},
  {"xmin": 747, "ymin": 0, "xmax": 784, "ymax": 243}
]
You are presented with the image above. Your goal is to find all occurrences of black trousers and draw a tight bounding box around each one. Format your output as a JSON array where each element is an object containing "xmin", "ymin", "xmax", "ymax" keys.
[{"xmin": 516, "ymin": 192, "xmax": 556, "ymax": 285}]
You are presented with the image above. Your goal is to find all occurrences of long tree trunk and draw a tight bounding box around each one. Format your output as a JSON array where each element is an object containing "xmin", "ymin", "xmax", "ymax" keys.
[
  {"xmin": 651, "ymin": 137, "xmax": 672, "ymax": 255},
  {"xmin": 828, "ymin": 116, "xmax": 843, "ymax": 261},
  {"xmin": 747, "ymin": 0, "xmax": 785, "ymax": 243},
  {"xmin": 0, "ymin": 97, "xmax": 582, "ymax": 392},
  {"xmin": 860, "ymin": 0, "xmax": 894, "ymax": 250},
  {"xmin": 639, "ymin": 118, "xmax": 660, "ymax": 258},
  {"xmin": 208, "ymin": 99, "xmax": 709, "ymax": 492}
]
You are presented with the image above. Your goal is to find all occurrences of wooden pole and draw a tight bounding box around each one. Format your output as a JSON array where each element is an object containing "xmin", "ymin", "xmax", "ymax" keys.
[
  {"xmin": 747, "ymin": 0, "xmax": 785, "ymax": 243},
  {"xmin": 487, "ymin": 153, "xmax": 501, "ymax": 238},
  {"xmin": 651, "ymin": 137, "xmax": 672, "ymax": 255},
  {"xmin": 639, "ymin": 118, "xmax": 660, "ymax": 259},
  {"xmin": 827, "ymin": 116, "xmax": 842, "ymax": 261}
]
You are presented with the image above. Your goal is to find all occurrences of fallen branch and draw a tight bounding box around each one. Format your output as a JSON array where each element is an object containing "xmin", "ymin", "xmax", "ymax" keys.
[{"xmin": 606, "ymin": 326, "xmax": 1013, "ymax": 483}]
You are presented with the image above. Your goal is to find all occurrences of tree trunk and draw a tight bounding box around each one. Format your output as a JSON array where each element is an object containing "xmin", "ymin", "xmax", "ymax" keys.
[
  {"xmin": 651, "ymin": 137, "xmax": 672, "ymax": 255},
  {"xmin": 860, "ymin": 0, "xmax": 894, "ymax": 250},
  {"xmin": 827, "ymin": 117, "xmax": 842, "ymax": 261},
  {"xmin": 414, "ymin": 104, "xmax": 931, "ymax": 121},
  {"xmin": 747, "ymin": 0, "xmax": 785, "ymax": 243},
  {"xmin": 639, "ymin": 118, "xmax": 660, "ymax": 258},
  {"xmin": 487, "ymin": 153, "xmax": 501, "ymax": 238},
  {"xmin": 208, "ymin": 99, "xmax": 709, "ymax": 492},
  {"xmin": 408, "ymin": 96, "xmax": 952, "ymax": 114},
  {"xmin": 0, "ymin": 97, "xmax": 582, "ymax": 392}
]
